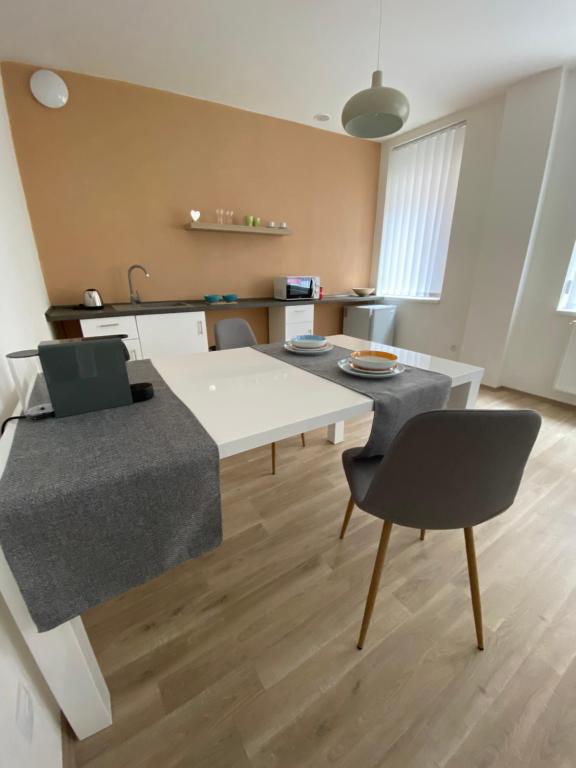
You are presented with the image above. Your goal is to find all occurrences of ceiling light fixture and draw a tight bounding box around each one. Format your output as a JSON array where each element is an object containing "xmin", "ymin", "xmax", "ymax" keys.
[
  {"xmin": 341, "ymin": 0, "xmax": 409, "ymax": 139},
  {"xmin": 30, "ymin": 70, "xmax": 69, "ymax": 109},
  {"xmin": 313, "ymin": 113, "xmax": 331, "ymax": 122}
]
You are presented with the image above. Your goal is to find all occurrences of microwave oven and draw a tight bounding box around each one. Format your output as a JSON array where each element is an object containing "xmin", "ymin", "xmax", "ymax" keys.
[{"xmin": 273, "ymin": 276, "xmax": 320, "ymax": 301}]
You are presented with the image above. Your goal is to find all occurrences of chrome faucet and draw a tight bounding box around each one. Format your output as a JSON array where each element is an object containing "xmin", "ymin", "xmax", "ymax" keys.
[{"xmin": 128, "ymin": 264, "xmax": 150, "ymax": 304}]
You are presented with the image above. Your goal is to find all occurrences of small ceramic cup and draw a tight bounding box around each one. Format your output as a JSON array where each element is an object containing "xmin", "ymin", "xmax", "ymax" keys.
[
  {"xmin": 253, "ymin": 216, "xmax": 261, "ymax": 227},
  {"xmin": 244, "ymin": 215, "xmax": 254, "ymax": 226}
]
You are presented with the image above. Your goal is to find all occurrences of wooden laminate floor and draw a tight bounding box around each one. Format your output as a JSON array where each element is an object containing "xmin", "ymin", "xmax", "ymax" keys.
[{"xmin": 77, "ymin": 388, "xmax": 576, "ymax": 768}]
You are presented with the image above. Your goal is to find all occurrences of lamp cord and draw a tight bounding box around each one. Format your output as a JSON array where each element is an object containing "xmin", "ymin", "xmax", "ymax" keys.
[{"xmin": 377, "ymin": 0, "xmax": 383, "ymax": 71}]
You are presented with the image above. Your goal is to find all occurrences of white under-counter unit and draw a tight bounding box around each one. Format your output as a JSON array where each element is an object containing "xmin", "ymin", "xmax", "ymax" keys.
[
  {"xmin": 136, "ymin": 312, "xmax": 207, "ymax": 356},
  {"xmin": 80, "ymin": 315, "xmax": 143, "ymax": 360},
  {"xmin": 343, "ymin": 304, "xmax": 396, "ymax": 345},
  {"xmin": 80, "ymin": 311, "xmax": 208, "ymax": 358},
  {"xmin": 268, "ymin": 303, "xmax": 314, "ymax": 342}
]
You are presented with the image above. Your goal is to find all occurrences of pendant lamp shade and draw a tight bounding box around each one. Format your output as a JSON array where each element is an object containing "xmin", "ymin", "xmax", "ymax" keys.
[{"xmin": 342, "ymin": 70, "xmax": 409, "ymax": 139}]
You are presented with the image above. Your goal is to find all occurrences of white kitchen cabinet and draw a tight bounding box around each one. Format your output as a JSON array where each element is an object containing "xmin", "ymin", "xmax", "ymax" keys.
[
  {"xmin": 123, "ymin": 338, "xmax": 143, "ymax": 361},
  {"xmin": 80, "ymin": 315, "xmax": 143, "ymax": 360},
  {"xmin": 80, "ymin": 311, "xmax": 207, "ymax": 358},
  {"xmin": 136, "ymin": 312, "xmax": 208, "ymax": 357},
  {"xmin": 268, "ymin": 304, "xmax": 314, "ymax": 342},
  {"xmin": 80, "ymin": 315, "xmax": 138, "ymax": 339}
]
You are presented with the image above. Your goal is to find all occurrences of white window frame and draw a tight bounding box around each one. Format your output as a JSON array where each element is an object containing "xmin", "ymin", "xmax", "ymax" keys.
[
  {"xmin": 557, "ymin": 240, "xmax": 576, "ymax": 314},
  {"xmin": 376, "ymin": 122, "xmax": 466, "ymax": 301}
]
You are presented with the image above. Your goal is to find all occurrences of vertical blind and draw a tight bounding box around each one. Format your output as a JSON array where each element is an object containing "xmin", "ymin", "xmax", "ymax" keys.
[
  {"xmin": 558, "ymin": 240, "xmax": 576, "ymax": 312},
  {"xmin": 377, "ymin": 122, "xmax": 466, "ymax": 299}
]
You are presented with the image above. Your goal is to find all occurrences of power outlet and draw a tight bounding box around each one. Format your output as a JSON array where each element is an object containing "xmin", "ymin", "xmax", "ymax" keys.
[{"xmin": 15, "ymin": 682, "xmax": 34, "ymax": 743}]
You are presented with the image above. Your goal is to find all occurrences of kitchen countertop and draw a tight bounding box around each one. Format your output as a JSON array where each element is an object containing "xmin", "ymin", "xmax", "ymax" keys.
[{"xmin": 45, "ymin": 294, "xmax": 387, "ymax": 322}]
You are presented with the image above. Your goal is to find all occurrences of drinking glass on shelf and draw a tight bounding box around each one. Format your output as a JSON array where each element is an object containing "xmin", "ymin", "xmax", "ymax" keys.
[
  {"xmin": 225, "ymin": 210, "xmax": 234, "ymax": 225},
  {"xmin": 216, "ymin": 208, "xmax": 224, "ymax": 224}
]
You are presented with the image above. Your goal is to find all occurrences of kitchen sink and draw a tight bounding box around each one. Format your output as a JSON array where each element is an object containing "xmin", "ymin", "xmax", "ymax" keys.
[{"xmin": 111, "ymin": 301, "xmax": 189, "ymax": 310}]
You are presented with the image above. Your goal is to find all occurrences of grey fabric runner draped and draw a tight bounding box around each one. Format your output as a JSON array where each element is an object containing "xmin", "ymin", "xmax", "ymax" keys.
[
  {"xmin": 0, "ymin": 360, "xmax": 221, "ymax": 632},
  {"xmin": 254, "ymin": 343, "xmax": 452, "ymax": 458}
]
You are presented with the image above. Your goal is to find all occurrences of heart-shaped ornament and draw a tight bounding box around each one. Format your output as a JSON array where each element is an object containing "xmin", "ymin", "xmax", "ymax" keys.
[{"xmin": 190, "ymin": 210, "xmax": 201, "ymax": 222}]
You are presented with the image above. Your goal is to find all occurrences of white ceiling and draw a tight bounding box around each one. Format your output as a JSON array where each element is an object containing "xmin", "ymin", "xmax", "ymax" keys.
[{"xmin": 1, "ymin": 0, "xmax": 576, "ymax": 137}]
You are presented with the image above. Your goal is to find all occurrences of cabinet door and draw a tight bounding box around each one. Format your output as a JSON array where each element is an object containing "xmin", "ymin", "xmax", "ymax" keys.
[
  {"xmin": 136, "ymin": 312, "xmax": 208, "ymax": 358},
  {"xmin": 123, "ymin": 338, "xmax": 143, "ymax": 361},
  {"xmin": 285, "ymin": 320, "xmax": 314, "ymax": 341},
  {"xmin": 285, "ymin": 305, "xmax": 314, "ymax": 323}
]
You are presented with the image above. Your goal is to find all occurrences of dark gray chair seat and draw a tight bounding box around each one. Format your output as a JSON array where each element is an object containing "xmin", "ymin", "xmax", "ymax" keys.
[{"xmin": 339, "ymin": 408, "xmax": 541, "ymax": 651}]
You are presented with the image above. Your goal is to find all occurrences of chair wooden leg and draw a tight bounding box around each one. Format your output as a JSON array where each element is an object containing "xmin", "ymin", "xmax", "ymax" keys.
[
  {"xmin": 339, "ymin": 496, "xmax": 355, "ymax": 540},
  {"xmin": 420, "ymin": 529, "xmax": 426, "ymax": 541},
  {"xmin": 300, "ymin": 432, "xmax": 306, "ymax": 448},
  {"xmin": 271, "ymin": 442, "xmax": 276, "ymax": 475},
  {"xmin": 357, "ymin": 521, "xmax": 393, "ymax": 650},
  {"xmin": 464, "ymin": 527, "xmax": 484, "ymax": 651}
]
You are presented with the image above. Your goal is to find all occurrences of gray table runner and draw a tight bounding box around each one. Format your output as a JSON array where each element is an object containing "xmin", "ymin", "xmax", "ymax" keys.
[
  {"xmin": 0, "ymin": 360, "xmax": 221, "ymax": 632},
  {"xmin": 254, "ymin": 343, "xmax": 451, "ymax": 458}
]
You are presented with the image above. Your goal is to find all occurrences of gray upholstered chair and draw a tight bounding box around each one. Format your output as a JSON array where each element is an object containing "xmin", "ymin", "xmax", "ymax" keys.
[
  {"xmin": 213, "ymin": 318, "xmax": 306, "ymax": 473},
  {"xmin": 214, "ymin": 318, "xmax": 257, "ymax": 350},
  {"xmin": 340, "ymin": 409, "xmax": 541, "ymax": 651}
]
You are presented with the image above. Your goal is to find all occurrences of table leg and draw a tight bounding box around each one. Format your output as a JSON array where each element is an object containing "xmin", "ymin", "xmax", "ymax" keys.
[
  {"xmin": 0, "ymin": 548, "xmax": 112, "ymax": 740},
  {"xmin": 447, "ymin": 376, "xmax": 482, "ymax": 410},
  {"xmin": 327, "ymin": 421, "xmax": 345, "ymax": 444}
]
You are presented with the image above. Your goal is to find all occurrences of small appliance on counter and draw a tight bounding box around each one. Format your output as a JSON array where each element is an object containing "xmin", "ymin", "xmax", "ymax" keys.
[
  {"xmin": 274, "ymin": 276, "xmax": 320, "ymax": 300},
  {"xmin": 82, "ymin": 288, "xmax": 103, "ymax": 308},
  {"xmin": 7, "ymin": 337, "xmax": 153, "ymax": 419}
]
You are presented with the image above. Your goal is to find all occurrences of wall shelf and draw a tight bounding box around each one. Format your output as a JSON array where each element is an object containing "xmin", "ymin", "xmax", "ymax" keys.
[{"xmin": 186, "ymin": 222, "xmax": 292, "ymax": 236}]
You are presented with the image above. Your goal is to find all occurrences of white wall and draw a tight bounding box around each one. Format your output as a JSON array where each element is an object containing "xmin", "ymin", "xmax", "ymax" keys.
[
  {"xmin": 374, "ymin": 67, "xmax": 567, "ymax": 393},
  {"xmin": 0, "ymin": 78, "xmax": 51, "ymax": 421},
  {"xmin": 373, "ymin": 94, "xmax": 505, "ymax": 359},
  {"xmin": 502, "ymin": 68, "xmax": 576, "ymax": 405},
  {"xmin": 0, "ymin": 598, "xmax": 62, "ymax": 768},
  {"xmin": 459, "ymin": 68, "xmax": 563, "ymax": 386},
  {"xmin": 0, "ymin": 76, "xmax": 62, "ymax": 768}
]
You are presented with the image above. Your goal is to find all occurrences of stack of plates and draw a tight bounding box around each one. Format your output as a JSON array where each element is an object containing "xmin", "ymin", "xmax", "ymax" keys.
[
  {"xmin": 284, "ymin": 335, "xmax": 333, "ymax": 355},
  {"xmin": 338, "ymin": 350, "xmax": 405, "ymax": 378}
]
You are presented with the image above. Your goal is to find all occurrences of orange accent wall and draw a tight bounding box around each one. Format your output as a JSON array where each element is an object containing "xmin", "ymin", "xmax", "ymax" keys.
[{"xmin": 1, "ymin": 62, "xmax": 379, "ymax": 338}]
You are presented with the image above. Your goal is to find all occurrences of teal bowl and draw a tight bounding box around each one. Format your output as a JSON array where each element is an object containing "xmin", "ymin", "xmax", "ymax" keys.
[
  {"xmin": 204, "ymin": 294, "xmax": 222, "ymax": 303},
  {"xmin": 222, "ymin": 293, "xmax": 238, "ymax": 302}
]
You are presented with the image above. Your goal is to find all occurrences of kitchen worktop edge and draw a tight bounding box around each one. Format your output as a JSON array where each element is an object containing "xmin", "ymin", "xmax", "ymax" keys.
[{"xmin": 46, "ymin": 295, "xmax": 387, "ymax": 322}]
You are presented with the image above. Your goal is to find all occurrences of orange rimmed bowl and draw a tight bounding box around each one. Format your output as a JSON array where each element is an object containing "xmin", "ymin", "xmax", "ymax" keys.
[{"xmin": 350, "ymin": 350, "xmax": 398, "ymax": 371}]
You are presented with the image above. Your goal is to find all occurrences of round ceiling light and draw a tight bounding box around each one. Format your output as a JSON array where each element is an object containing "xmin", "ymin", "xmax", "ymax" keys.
[
  {"xmin": 30, "ymin": 70, "xmax": 69, "ymax": 109},
  {"xmin": 342, "ymin": 70, "xmax": 409, "ymax": 138},
  {"xmin": 313, "ymin": 113, "xmax": 331, "ymax": 122}
]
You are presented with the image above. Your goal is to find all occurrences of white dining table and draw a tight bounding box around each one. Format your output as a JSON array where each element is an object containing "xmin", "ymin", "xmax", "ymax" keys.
[
  {"xmin": 0, "ymin": 335, "xmax": 483, "ymax": 739},
  {"xmin": 154, "ymin": 335, "xmax": 484, "ymax": 456}
]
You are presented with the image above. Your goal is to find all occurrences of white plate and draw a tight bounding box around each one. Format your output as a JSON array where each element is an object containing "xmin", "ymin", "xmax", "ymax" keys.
[
  {"xmin": 338, "ymin": 358, "xmax": 405, "ymax": 378},
  {"xmin": 284, "ymin": 342, "xmax": 334, "ymax": 355}
]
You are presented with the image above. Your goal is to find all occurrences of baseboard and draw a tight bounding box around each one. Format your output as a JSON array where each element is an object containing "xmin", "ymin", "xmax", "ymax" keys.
[{"xmin": 61, "ymin": 714, "xmax": 77, "ymax": 768}]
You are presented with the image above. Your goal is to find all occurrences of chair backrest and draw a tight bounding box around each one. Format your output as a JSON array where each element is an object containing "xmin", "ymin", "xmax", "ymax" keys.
[
  {"xmin": 363, "ymin": 409, "xmax": 541, "ymax": 530},
  {"xmin": 214, "ymin": 318, "xmax": 257, "ymax": 350}
]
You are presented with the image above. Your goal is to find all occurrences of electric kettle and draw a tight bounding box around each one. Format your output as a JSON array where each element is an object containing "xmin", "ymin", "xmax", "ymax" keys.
[{"xmin": 83, "ymin": 288, "xmax": 103, "ymax": 308}]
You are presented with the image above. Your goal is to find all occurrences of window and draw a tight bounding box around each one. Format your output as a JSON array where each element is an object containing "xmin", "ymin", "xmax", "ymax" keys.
[
  {"xmin": 376, "ymin": 123, "xmax": 466, "ymax": 299},
  {"xmin": 558, "ymin": 241, "xmax": 576, "ymax": 312}
]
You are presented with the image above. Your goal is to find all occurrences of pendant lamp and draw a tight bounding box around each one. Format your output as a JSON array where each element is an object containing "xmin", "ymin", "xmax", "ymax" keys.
[{"xmin": 342, "ymin": 1, "xmax": 409, "ymax": 138}]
